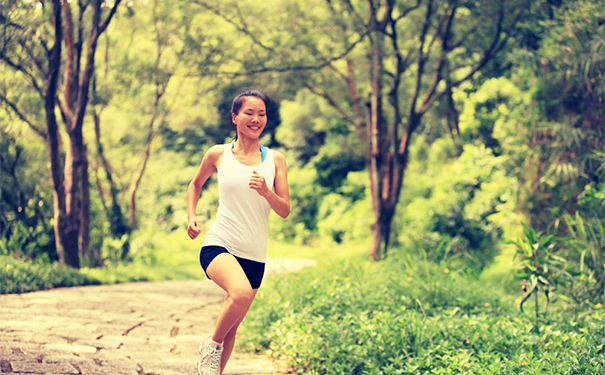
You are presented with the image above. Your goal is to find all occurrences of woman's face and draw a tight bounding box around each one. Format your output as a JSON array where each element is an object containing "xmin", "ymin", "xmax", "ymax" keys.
[{"xmin": 232, "ymin": 96, "xmax": 267, "ymax": 140}]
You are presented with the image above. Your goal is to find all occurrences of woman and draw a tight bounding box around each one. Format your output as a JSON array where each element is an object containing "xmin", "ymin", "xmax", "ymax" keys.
[{"xmin": 186, "ymin": 88, "xmax": 290, "ymax": 375}]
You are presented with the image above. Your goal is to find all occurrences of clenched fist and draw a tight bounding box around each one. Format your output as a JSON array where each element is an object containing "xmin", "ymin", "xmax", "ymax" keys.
[
  {"xmin": 187, "ymin": 217, "xmax": 202, "ymax": 239},
  {"xmin": 249, "ymin": 170, "xmax": 270, "ymax": 198}
]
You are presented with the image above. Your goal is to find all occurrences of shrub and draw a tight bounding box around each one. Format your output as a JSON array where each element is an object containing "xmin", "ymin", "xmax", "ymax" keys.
[
  {"xmin": 396, "ymin": 141, "xmax": 514, "ymax": 272},
  {"xmin": 241, "ymin": 255, "xmax": 605, "ymax": 374},
  {"xmin": 0, "ymin": 256, "xmax": 101, "ymax": 294},
  {"xmin": 559, "ymin": 210, "xmax": 605, "ymax": 307}
]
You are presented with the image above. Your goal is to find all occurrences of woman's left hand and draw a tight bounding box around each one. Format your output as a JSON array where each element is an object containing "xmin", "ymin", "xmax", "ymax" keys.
[{"xmin": 249, "ymin": 171, "xmax": 270, "ymax": 197}]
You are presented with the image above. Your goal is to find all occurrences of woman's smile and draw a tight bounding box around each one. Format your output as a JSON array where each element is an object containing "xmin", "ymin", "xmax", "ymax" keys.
[{"xmin": 232, "ymin": 96, "xmax": 267, "ymax": 139}]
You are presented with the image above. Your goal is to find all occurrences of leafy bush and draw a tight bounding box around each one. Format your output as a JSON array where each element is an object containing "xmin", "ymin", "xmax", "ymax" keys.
[
  {"xmin": 0, "ymin": 226, "xmax": 206, "ymax": 294},
  {"xmin": 0, "ymin": 127, "xmax": 57, "ymax": 261},
  {"xmin": 0, "ymin": 256, "xmax": 101, "ymax": 294},
  {"xmin": 559, "ymin": 209, "xmax": 605, "ymax": 307},
  {"xmin": 509, "ymin": 224, "xmax": 570, "ymax": 332},
  {"xmin": 241, "ymin": 255, "xmax": 605, "ymax": 374},
  {"xmin": 396, "ymin": 139, "xmax": 514, "ymax": 271}
]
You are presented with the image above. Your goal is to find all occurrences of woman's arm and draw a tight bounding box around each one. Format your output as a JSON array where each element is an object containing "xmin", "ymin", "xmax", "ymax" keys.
[
  {"xmin": 249, "ymin": 151, "xmax": 290, "ymax": 218},
  {"xmin": 187, "ymin": 145, "xmax": 222, "ymax": 239}
]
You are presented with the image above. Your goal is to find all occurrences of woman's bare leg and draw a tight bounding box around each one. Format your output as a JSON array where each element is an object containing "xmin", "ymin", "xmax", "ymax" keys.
[
  {"xmin": 204, "ymin": 253, "xmax": 257, "ymax": 372},
  {"xmin": 219, "ymin": 289, "xmax": 257, "ymax": 374}
]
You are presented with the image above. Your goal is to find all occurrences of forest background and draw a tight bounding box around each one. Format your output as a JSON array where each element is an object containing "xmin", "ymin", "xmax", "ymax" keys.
[{"xmin": 1, "ymin": 0, "xmax": 603, "ymax": 374}]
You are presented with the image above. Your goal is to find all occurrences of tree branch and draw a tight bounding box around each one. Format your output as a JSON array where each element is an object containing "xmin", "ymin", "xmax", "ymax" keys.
[
  {"xmin": 0, "ymin": 54, "xmax": 44, "ymax": 96},
  {"xmin": 99, "ymin": 0, "xmax": 122, "ymax": 34},
  {"xmin": 200, "ymin": 28, "xmax": 370, "ymax": 77},
  {"xmin": 394, "ymin": 0, "xmax": 422, "ymax": 23},
  {"xmin": 304, "ymin": 83, "xmax": 356, "ymax": 126},
  {"xmin": 418, "ymin": 3, "xmax": 456, "ymax": 114},
  {"xmin": 450, "ymin": 8, "xmax": 506, "ymax": 88},
  {"xmin": 408, "ymin": 0, "xmax": 434, "ymax": 119},
  {"xmin": 191, "ymin": 0, "xmax": 274, "ymax": 52},
  {"xmin": 63, "ymin": 0, "xmax": 78, "ymax": 111},
  {"xmin": 0, "ymin": 93, "xmax": 46, "ymax": 138},
  {"xmin": 20, "ymin": 38, "xmax": 47, "ymax": 76}
]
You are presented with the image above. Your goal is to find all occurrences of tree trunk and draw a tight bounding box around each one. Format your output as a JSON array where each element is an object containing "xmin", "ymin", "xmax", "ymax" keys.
[
  {"xmin": 368, "ymin": 23, "xmax": 390, "ymax": 260},
  {"xmin": 62, "ymin": 125, "xmax": 86, "ymax": 268},
  {"xmin": 79, "ymin": 142, "xmax": 99, "ymax": 267},
  {"xmin": 1, "ymin": 0, "xmax": 122, "ymax": 267},
  {"xmin": 45, "ymin": 0, "xmax": 81, "ymax": 268},
  {"xmin": 59, "ymin": 0, "xmax": 121, "ymax": 267},
  {"xmin": 92, "ymin": 97, "xmax": 130, "ymax": 240},
  {"xmin": 303, "ymin": 0, "xmax": 525, "ymax": 261}
]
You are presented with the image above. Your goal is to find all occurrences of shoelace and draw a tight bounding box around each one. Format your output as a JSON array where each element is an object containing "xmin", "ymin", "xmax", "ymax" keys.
[{"xmin": 206, "ymin": 345, "xmax": 221, "ymax": 370}]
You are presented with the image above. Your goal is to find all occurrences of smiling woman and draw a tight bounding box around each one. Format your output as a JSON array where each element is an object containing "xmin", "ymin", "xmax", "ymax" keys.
[
  {"xmin": 186, "ymin": 87, "xmax": 290, "ymax": 375},
  {"xmin": 231, "ymin": 90, "xmax": 267, "ymax": 142}
]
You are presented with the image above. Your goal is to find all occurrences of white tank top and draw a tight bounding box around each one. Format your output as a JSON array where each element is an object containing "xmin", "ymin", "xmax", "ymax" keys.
[{"xmin": 202, "ymin": 143, "xmax": 275, "ymax": 262}]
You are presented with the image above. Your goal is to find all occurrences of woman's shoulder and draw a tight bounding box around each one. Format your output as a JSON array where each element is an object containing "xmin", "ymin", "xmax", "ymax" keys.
[
  {"xmin": 272, "ymin": 149, "xmax": 287, "ymax": 166},
  {"xmin": 204, "ymin": 144, "xmax": 226, "ymax": 161}
]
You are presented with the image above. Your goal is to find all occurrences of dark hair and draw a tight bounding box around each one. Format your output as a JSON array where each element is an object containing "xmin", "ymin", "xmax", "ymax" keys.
[{"xmin": 230, "ymin": 88, "xmax": 270, "ymax": 141}]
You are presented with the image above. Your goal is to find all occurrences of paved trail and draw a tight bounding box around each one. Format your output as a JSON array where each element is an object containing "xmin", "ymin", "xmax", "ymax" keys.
[{"xmin": 0, "ymin": 257, "xmax": 315, "ymax": 375}]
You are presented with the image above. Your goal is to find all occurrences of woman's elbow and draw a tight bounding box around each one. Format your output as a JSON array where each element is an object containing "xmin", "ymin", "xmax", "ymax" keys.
[{"xmin": 278, "ymin": 204, "xmax": 290, "ymax": 219}]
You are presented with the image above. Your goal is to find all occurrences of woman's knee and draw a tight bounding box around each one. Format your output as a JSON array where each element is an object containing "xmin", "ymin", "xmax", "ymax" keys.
[{"xmin": 228, "ymin": 286, "xmax": 254, "ymax": 307}]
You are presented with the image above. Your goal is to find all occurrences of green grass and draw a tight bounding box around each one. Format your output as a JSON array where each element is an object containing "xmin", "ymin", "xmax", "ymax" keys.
[
  {"xmin": 1, "ymin": 229, "xmax": 205, "ymax": 294},
  {"xmin": 240, "ymin": 253, "xmax": 605, "ymax": 375},
  {"xmin": 266, "ymin": 237, "xmax": 370, "ymax": 261},
  {"xmin": 82, "ymin": 229, "xmax": 204, "ymax": 284},
  {"xmin": 0, "ymin": 255, "xmax": 101, "ymax": 294},
  {"xmin": 0, "ymin": 228, "xmax": 361, "ymax": 294},
  {"xmin": 4, "ymin": 233, "xmax": 604, "ymax": 374}
]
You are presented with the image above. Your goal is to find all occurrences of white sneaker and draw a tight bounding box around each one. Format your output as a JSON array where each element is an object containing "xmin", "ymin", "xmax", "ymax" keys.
[{"xmin": 197, "ymin": 336, "xmax": 223, "ymax": 375}]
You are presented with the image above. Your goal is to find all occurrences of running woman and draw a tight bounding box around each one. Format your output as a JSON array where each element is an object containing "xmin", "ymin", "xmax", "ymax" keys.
[{"xmin": 186, "ymin": 88, "xmax": 290, "ymax": 375}]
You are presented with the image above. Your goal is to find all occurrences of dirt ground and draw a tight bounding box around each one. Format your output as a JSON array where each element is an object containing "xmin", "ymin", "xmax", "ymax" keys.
[{"xmin": 0, "ymin": 257, "xmax": 315, "ymax": 375}]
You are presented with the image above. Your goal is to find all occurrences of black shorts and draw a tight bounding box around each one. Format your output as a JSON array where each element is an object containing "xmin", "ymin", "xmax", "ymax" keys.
[{"xmin": 199, "ymin": 245, "xmax": 266, "ymax": 289}]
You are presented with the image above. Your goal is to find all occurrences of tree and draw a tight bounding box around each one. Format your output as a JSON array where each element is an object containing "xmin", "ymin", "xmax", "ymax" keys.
[
  {"xmin": 90, "ymin": 0, "xmax": 181, "ymax": 259},
  {"xmin": 178, "ymin": 0, "xmax": 531, "ymax": 260},
  {"xmin": 299, "ymin": 0, "xmax": 530, "ymax": 259},
  {"xmin": 0, "ymin": 0, "xmax": 121, "ymax": 267}
]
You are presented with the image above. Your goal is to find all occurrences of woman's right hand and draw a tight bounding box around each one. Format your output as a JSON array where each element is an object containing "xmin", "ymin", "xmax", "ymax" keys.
[{"xmin": 187, "ymin": 217, "xmax": 202, "ymax": 239}]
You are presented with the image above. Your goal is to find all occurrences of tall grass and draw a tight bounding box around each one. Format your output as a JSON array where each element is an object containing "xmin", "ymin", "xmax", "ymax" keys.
[
  {"xmin": 241, "ymin": 254, "xmax": 605, "ymax": 375},
  {"xmin": 0, "ymin": 229, "xmax": 204, "ymax": 294},
  {"xmin": 0, "ymin": 256, "xmax": 101, "ymax": 294}
]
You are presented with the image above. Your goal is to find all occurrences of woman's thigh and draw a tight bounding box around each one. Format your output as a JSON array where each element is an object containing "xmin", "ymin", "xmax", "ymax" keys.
[{"xmin": 206, "ymin": 252, "xmax": 254, "ymax": 295}]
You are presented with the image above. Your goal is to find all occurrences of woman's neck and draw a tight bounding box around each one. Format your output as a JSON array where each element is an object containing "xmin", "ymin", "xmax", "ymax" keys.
[{"xmin": 233, "ymin": 137, "xmax": 260, "ymax": 154}]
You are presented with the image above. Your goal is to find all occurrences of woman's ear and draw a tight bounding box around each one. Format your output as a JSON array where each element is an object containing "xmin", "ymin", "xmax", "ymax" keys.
[{"xmin": 232, "ymin": 113, "xmax": 237, "ymax": 124}]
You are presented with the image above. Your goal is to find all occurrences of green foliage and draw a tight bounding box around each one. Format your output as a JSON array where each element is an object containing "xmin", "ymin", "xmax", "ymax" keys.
[
  {"xmin": 271, "ymin": 90, "xmax": 371, "ymax": 246},
  {"xmin": 0, "ymin": 256, "xmax": 101, "ymax": 294},
  {"xmin": 0, "ymin": 124, "xmax": 55, "ymax": 261},
  {"xmin": 0, "ymin": 0, "xmax": 600, "ymax": 305},
  {"xmin": 82, "ymin": 227, "xmax": 204, "ymax": 284},
  {"xmin": 242, "ymin": 255, "xmax": 605, "ymax": 374},
  {"xmin": 533, "ymin": 0, "xmax": 604, "ymax": 125},
  {"xmin": 510, "ymin": 224, "xmax": 570, "ymax": 332},
  {"xmin": 559, "ymin": 210, "xmax": 605, "ymax": 307},
  {"xmin": 0, "ymin": 227, "xmax": 204, "ymax": 294},
  {"xmin": 314, "ymin": 140, "xmax": 365, "ymax": 190},
  {"xmin": 315, "ymin": 171, "xmax": 371, "ymax": 245},
  {"xmin": 269, "ymin": 166, "xmax": 322, "ymax": 244},
  {"xmin": 505, "ymin": 0, "xmax": 604, "ymax": 235},
  {"xmin": 396, "ymin": 137, "xmax": 514, "ymax": 271},
  {"xmin": 276, "ymin": 93, "xmax": 330, "ymax": 164}
]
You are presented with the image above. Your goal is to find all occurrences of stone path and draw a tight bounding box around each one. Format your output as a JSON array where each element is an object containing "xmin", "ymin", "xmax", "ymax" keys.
[{"xmin": 0, "ymin": 257, "xmax": 316, "ymax": 375}]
